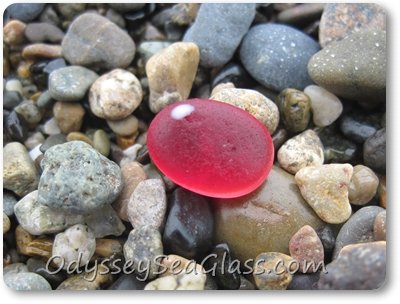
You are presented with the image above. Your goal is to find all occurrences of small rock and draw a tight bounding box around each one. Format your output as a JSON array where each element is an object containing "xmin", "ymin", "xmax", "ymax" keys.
[
  {"xmin": 3, "ymin": 142, "xmax": 39, "ymax": 197},
  {"xmin": 14, "ymin": 100, "xmax": 42, "ymax": 128},
  {"xmin": 289, "ymin": 225, "xmax": 324, "ymax": 273},
  {"xmin": 56, "ymin": 3, "xmax": 87, "ymax": 20},
  {"xmin": 144, "ymin": 272, "xmax": 206, "ymax": 290},
  {"xmin": 239, "ymin": 276, "xmax": 255, "ymax": 290},
  {"xmin": 112, "ymin": 161, "xmax": 147, "ymax": 222},
  {"xmin": 93, "ymin": 129, "xmax": 110, "ymax": 157},
  {"xmin": 308, "ymin": 29, "xmax": 386, "ymax": 104},
  {"xmin": 160, "ymin": 254, "xmax": 204, "ymax": 278},
  {"xmin": 295, "ymin": 164, "xmax": 353, "ymax": 224},
  {"xmin": 319, "ymin": 3, "xmax": 386, "ymax": 47},
  {"xmin": 127, "ymin": 179, "xmax": 167, "ymax": 231},
  {"xmin": 304, "ymin": 85, "xmax": 343, "ymax": 127},
  {"xmin": 211, "ymin": 63, "xmax": 255, "ymax": 89},
  {"xmin": 24, "ymin": 131, "xmax": 45, "ymax": 150},
  {"xmin": 36, "ymin": 90, "xmax": 55, "ymax": 109},
  {"xmin": 123, "ymin": 226, "xmax": 163, "ymax": 280},
  {"xmin": 105, "ymin": 8, "xmax": 126, "ymax": 28},
  {"xmin": 3, "ymin": 213, "xmax": 11, "ymax": 234},
  {"xmin": 25, "ymin": 22, "xmax": 64, "ymax": 43},
  {"xmin": 62, "ymin": 13, "xmax": 136, "ymax": 70},
  {"xmin": 83, "ymin": 204, "xmax": 125, "ymax": 238},
  {"xmin": 48, "ymin": 66, "xmax": 99, "ymax": 102},
  {"xmin": 4, "ymin": 111, "xmax": 29, "ymax": 142},
  {"xmin": 89, "ymin": 69, "xmax": 142, "ymax": 120},
  {"xmin": 26, "ymin": 258, "xmax": 66, "ymax": 289},
  {"xmin": 66, "ymin": 132, "xmax": 93, "ymax": 146},
  {"xmin": 333, "ymin": 206, "xmax": 384, "ymax": 258},
  {"xmin": 276, "ymin": 88, "xmax": 311, "ymax": 133},
  {"xmin": 340, "ymin": 113, "xmax": 381, "ymax": 144},
  {"xmin": 183, "ymin": 3, "xmax": 256, "ymax": 67},
  {"xmin": 6, "ymin": 3, "xmax": 45, "ymax": 22},
  {"xmin": 3, "ymin": 91, "xmax": 22, "ymax": 110},
  {"xmin": 319, "ymin": 242, "xmax": 386, "ymax": 289},
  {"xmin": 3, "ymin": 191, "xmax": 17, "ymax": 216},
  {"xmin": 137, "ymin": 41, "xmax": 172, "ymax": 64},
  {"xmin": 277, "ymin": 130, "xmax": 324, "ymax": 174},
  {"xmin": 108, "ymin": 274, "xmax": 146, "ymax": 290},
  {"xmin": 378, "ymin": 175, "xmax": 386, "ymax": 208},
  {"xmin": 349, "ymin": 165, "xmax": 379, "ymax": 205},
  {"xmin": 253, "ymin": 252, "xmax": 295, "ymax": 290},
  {"xmin": 22, "ymin": 43, "xmax": 62, "ymax": 59},
  {"xmin": 146, "ymin": 42, "xmax": 199, "ymax": 113},
  {"xmin": 94, "ymin": 239, "xmax": 122, "ymax": 258},
  {"xmin": 37, "ymin": 141, "xmax": 123, "ymax": 214},
  {"xmin": 15, "ymin": 225, "xmax": 34, "ymax": 256},
  {"xmin": 374, "ymin": 210, "xmax": 386, "ymax": 241},
  {"xmin": 287, "ymin": 273, "xmax": 320, "ymax": 290},
  {"xmin": 316, "ymin": 225, "xmax": 336, "ymax": 259},
  {"xmin": 4, "ymin": 272, "xmax": 51, "ymax": 291},
  {"xmin": 240, "ymin": 23, "xmax": 320, "ymax": 91},
  {"xmin": 53, "ymin": 101, "xmax": 85, "ymax": 134},
  {"xmin": 210, "ymin": 87, "xmax": 279, "ymax": 134},
  {"xmin": 4, "ymin": 20, "xmax": 26, "ymax": 45},
  {"xmin": 57, "ymin": 265, "xmax": 112, "ymax": 290},
  {"xmin": 107, "ymin": 115, "xmax": 139, "ymax": 136},
  {"xmin": 163, "ymin": 188, "xmax": 214, "ymax": 260},
  {"xmin": 40, "ymin": 134, "xmax": 67, "ymax": 153},
  {"xmin": 364, "ymin": 128, "xmax": 386, "ymax": 173}
]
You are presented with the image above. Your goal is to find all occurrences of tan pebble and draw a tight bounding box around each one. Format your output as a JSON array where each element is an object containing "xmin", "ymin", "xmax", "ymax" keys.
[
  {"xmin": 66, "ymin": 132, "xmax": 94, "ymax": 146},
  {"xmin": 17, "ymin": 60, "xmax": 33, "ymax": 78},
  {"xmin": 348, "ymin": 165, "xmax": 379, "ymax": 205},
  {"xmin": 22, "ymin": 43, "xmax": 62, "ymax": 59},
  {"xmin": 25, "ymin": 238, "xmax": 53, "ymax": 259},
  {"xmin": 4, "ymin": 20, "xmax": 26, "ymax": 45},
  {"xmin": 106, "ymin": 115, "xmax": 139, "ymax": 137},
  {"xmin": 94, "ymin": 239, "xmax": 122, "ymax": 258},
  {"xmin": 116, "ymin": 133, "xmax": 138, "ymax": 150},
  {"xmin": 210, "ymin": 82, "xmax": 235, "ymax": 96},
  {"xmin": 53, "ymin": 101, "xmax": 85, "ymax": 134},
  {"xmin": 30, "ymin": 91, "xmax": 42, "ymax": 102},
  {"xmin": 15, "ymin": 225, "xmax": 34, "ymax": 256}
]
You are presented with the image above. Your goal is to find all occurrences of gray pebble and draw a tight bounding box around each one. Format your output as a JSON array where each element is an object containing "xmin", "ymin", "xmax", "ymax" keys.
[
  {"xmin": 4, "ymin": 272, "xmax": 51, "ymax": 290},
  {"xmin": 7, "ymin": 3, "xmax": 45, "ymax": 22},
  {"xmin": 36, "ymin": 90, "xmax": 55, "ymax": 109},
  {"xmin": 340, "ymin": 113, "xmax": 381, "ymax": 144},
  {"xmin": 40, "ymin": 134, "xmax": 67, "ymax": 153},
  {"xmin": 363, "ymin": 128, "xmax": 386, "ymax": 173},
  {"xmin": 3, "ymin": 191, "xmax": 17, "ymax": 216},
  {"xmin": 83, "ymin": 204, "xmax": 125, "ymax": 238},
  {"xmin": 3, "ymin": 91, "xmax": 22, "ymax": 110},
  {"xmin": 24, "ymin": 22, "xmax": 64, "ymax": 43},
  {"xmin": 14, "ymin": 100, "xmax": 43, "ymax": 128}
]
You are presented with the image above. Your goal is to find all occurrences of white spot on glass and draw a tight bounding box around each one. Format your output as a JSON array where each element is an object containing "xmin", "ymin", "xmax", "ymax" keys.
[{"xmin": 171, "ymin": 104, "xmax": 195, "ymax": 120}]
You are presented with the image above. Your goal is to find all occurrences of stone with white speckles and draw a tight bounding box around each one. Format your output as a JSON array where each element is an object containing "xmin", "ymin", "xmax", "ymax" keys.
[
  {"xmin": 240, "ymin": 23, "xmax": 320, "ymax": 91},
  {"xmin": 308, "ymin": 29, "xmax": 386, "ymax": 106}
]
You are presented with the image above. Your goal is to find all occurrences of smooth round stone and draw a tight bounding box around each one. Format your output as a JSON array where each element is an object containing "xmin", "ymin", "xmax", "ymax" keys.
[
  {"xmin": 253, "ymin": 252, "xmax": 295, "ymax": 290},
  {"xmin": 163, "ymin": 188, "xmax": 214, "ymax": 260},
  {"xmin": 146, "ymin": 42, "xmax": 199, "ymax": 113},
  {"xmin": 7, "ymin": 3, "xmax": 45, "ymax": 22},
  {"xmin": 145, "ymin": 272, "xmax": 206, "ymax": 290},
  {"xmin": 183, "ymin": 3, "xmax": 255, "ymax": 68},
  {"xmin": 3, "ymin": 142, "xmax": 39, "ymax": 197},
  {"xmin": 4, "ymin": 20, "xmax": 26, "ymax": 45},
  {"xmin": 276, "ymin": 88, "xmax": 311, "ymax": 133},
  {"xmin": 340, "ymin": 113, "xmax": 381, "ymax": 144},
  {"xmin": 148, "ymin": 99, "xmax": 274, "ymax": 198},
  {"xmin": 240, "ymin": 23, "xmax": 320, "ymax": 91},
  {"xmin": 295, "ymin": 164, "xmax": 353, "ymax": 224},
  {"xmin": 49, "ymin": 66, "xmax": 99, "ymax": 102},
  {"xmin": 304, "ymin": 85, "xmax": 343, "ymax": 127},
  {"xmin": 3, "ymin": 191, "xmax": 17, "ymax": 216},
  {"xmin": 40, "ymin": 134, "xmax": 67, "ymax": 153},
  {"xmin": 3, "ymin": 213, "xmax": 11, "ymax": 234},
  {"xmin": 108, "ymin": 274, "xmax": 146, "ymax": 290},
  {"xmin": 319, "ymin": 242, "xmax": 386, "ymax": 289},
  {"xmin": 308, "ymin": 29, "xmax": 386, "ymax": 104},
  {"xmin": 214, "ymin": 166, "xmax": 325, "ymax": 262},
  {"xmin": 210, "ymin": 87, "xmax": 279, "ymax": 134},
  {"xmin": 349, "ymin": 165, "xmax": 379, "ymax": 205},
  {"xmin": 62, "ymin": 13, "xmax": 135, "ymax": 70},
  {"xmin": 319, "ymin": 3, "xmax": 386, "ymax": 47},
  {"xmin": 53, "ymin": 101, "xmax": 85, "ymax": 134},
  {"xmin": 364, "ymin": 128, "xmax": 386, "ymax": 173},
  {"xmin": 374, "ymin": 211, "xmax": 386, "ymax": 241},
  {"xmin": 43, "ymin": 58, "xmax": 67, "ymax": 75},
  {"xmin": 36, "ymin": 90, "xmax": 54, "ymax": 109},
  {"xmin": 105, "ymin": 8, "xmax": 126, "ymax": 28},
  {"xmin": 22, "ymin": 43, "xmax": 62, "ymax": 59},
  {"xmin": 127, "ymin": 179, "xmax": 167, "ymax": 231},
  {"xmin": 52, "ymin": 224, "xmax": 96, "ymax": 270},
  {"xmin": 107, "ymin": 116, "xmax": 139, "ymax": 136},
  {"xmin": 277, "ymin": 129, "xmax": 324, "ymax": 175},
  {"xmin": 37, "ymin": 141, "xmax": 123, "ymax": 214},
  {"xmin": 333, "ymin": 206, "xmax": 384, "ymax": 259},
  {"xmin": 123, "ymin": 226, "xmax": 163, "ymax": 280},
  {"xmin": 288, "ymin": 273, "xmax": 320, "ymax": 290},
  {"xmin": 82, "ymin": 204, "xmax": 125, "ymax": 238},
  {"xmin": 3, "ymin": 91, "xmax": 23, "ymax": 110},
  {"xmin": 25, "ymin": 22, "xmax": 64, "ymax": 43},
  {"xmin": 4, "ymin": 272, "xmax": 51, "ymax": 291},
  {"xmin": 66, "ymin": 132, "xmax": 94, "ymax": 146},
  {"xmin": 316, "ymin": 226, "xmax": 336, "ymax": 260},
  {"xmin": 27, "ymin": 258, "xmax": 66, "ymax": 289},
  {"xmin": 5, "ymin": 79, "xmax": 23, "ymax": 96},
  {"xmin": 89, "ymin": 69, "xmax": 142, "ymax": 120},
  {"xmin": 289, "ymin": 225, "xmax": 324, "ymax": 273},
  {"xmin": 92, "ymin": 130, "xmax": 110, "ymax": 157},
  {"xmin": 4, "ymin": 111, "xmax": 29, "ymax": 142}
]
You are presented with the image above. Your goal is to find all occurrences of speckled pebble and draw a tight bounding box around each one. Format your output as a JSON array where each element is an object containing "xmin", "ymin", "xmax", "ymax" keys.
[
  {"xmin": 348, "ymin": 165, "xmax": 379, "ymax": 205},
  {"xmin": 4, "ymin": 272, "xmax": 51, "ymax": 291}
]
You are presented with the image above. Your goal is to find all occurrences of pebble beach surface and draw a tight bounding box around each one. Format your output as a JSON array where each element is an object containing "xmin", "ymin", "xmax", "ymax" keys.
[{"xmin": 3, "ymin": 3, "xmax": 386, "ymax": 290}]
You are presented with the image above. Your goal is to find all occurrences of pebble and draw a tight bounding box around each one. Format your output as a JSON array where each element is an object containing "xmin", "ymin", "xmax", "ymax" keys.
[
  {"xmin": 3, "ymin": 213, "xmax": 11, "ymax": 234},
  {"xmin": 4, "ymin": 20, "xmax": 26, "ymax": 45},
  {"xmin": 288, "ymin": 273, "xmax": 320, "ymax": 290},
  {"xmin": 253, "ymin": 252, "xmax": 295, "ymax": 290},
  {"xmin": 56, "ymin": 3, "xmax": 87, "ymax": 20},
  {"xmin": 316, "ymin": 226, "xmax": 336, "ymax": 259},
  {"xmin": 15, "ymin": 225, "xmax": 34, "ymax": 255},
  {"xmin": 289, "ymin": 225, "xmax": 324, "ymax": 273},
  {"xmin": 22, "ymin": 237, "xmax": 53, "ymax": 259},
  {"xmin": 83, "ymin": 204, "xmax": 125, "ymax": 238},
  {"xmin": 94, "ymin": 239, "xmax": 122, "ymax": 258},
  {"xmin": 26, "ymin": 258, "xmax": 66, "ymax": 289},
  {"xmin": 183, "ymin": 3, "xmax": 256, "ymax": 67},
  {"xmin": 112, "ymin": 161, "xmax": 146, "ymax": 222},
  {"xmin": 240, "ymin": 23, "xmax": 320, "ymax": 91},
  {"xmin": 210, "ymin": 87, "xmax": 279, "ymax": 134},
  {"xmin": 4, "ymin": 111, "xmax": 28, "ymax": 142},
  {"xmin": 144, "ymin": 272, "xmax": 206, "ymax": 290},
  {"xmin": 137, "ymin": 41, "xmax": 172, "ymax": 64},
  {"xmin": 52, "ymin": 224, "xmax": 96, "ymax": 269},
  {"xmin": 25, "ymin": 22, "xmax": 64, "ymax": 43},
  {"xmin": 57, "ymin": 265, "xmax": 112, "ymax": 290},
  {"xmin": 295, "ymin": 164, "xmax": 353, "ymax": 224},
  {"xmin": 37, "ymin": 141, "xmax": 123, "ymax": 214},
  {"xmin": 6, "ymin": 3, "xmax": 45, "ymax": 22},
  {"xmin": 163, "ymin": 188, "xmax": 214, "ymax": 260},
  {"xmin": 304, "ymin": 85, "xmax": 343, "ymax": 127},
  {"xmin": 108, "ymin": 274, "xmax": 146, "ymax": 290},
  {"xmin": 93, "ymin": 129, "xmax": 110, "ymax": 156},
  {"xmin": 4, "ymin": 272, "xmax": 51, "ymax": 291},
  {"xmin": 3, "ymin": 191, "xmax": 17, "ymax": 216},
  {"xmin": 48, "ymin": 66, "xmax": 99, "ymax": 102},
  {"xmin": 160, "ymin": 254, "xmax": 204, "ymax": 278},
  {"xmin": 374, "ymin": 210, "xmax": 386, "ymax": 241},
  {"xmin": 28, "ymin": 144, "xmax": 43, "ymax": 162},
  {"xmin": 146, "ymin": 42, "xmax": 199, "ymax": 113},
  {"xmin": 3, "ymin": 142, "xmax": 39, "ymax": 197},
  {"xmin": 22, "ymin": 43, "xmax": 62, "ymax": 59},
  {"xmin": 105, "ymin": 8, "xmax": 126, "ymax": 28},
  {"xmin": 40, "ymin": 134, "xmax": 67, "ymax": 153},
  {"xmin": 62, "ymin": 13, "xmax": 136, "ymax": 70},
  {"xmin": 6, "ymin": 79, "xmax": 23, "ymax": 96},
  {"xmin": 107, "ymin": 116, "xmax": 139, "ymax": 136},
  {"xmin": 308, "ymin": 29, "xmax": 386, "ymax": 105},
  {"xmin": 127, "ymin": 179, "xmax": 167, "ymax": 231},
  {"xmin": 15, "ymin": 100, "xmax": 43, "ymax": 128},
  {"xmin": 214, "ymin": 166, "xmax": 324, "ymax": 262},
  {"xmin": 89, "ymin": 69, "xmax": 142, "ymax": 120},
  {"xmin": 363, "ymin": 128, "xmax": 386, "ymax": 173},
  {"xmin": 333, "ymin": 206, "xmax": 384, "ymax": 258},
  {"xmin": 319, "ymin": 3, "xmax": 386, "ymax": 47},
  {"xmin": 3, "ymin": 91, "xmax": 22, "ymax": 110},
  {"xmin": 340, "ymin": 113, "xmax": 381, "ymax": 144},
  {"xmin": 52, "ymin": 101, "xmax": 85, "ymax": 134},
  {"xmin": 66, "ymin": 132, "xmax": 94, "ymax": 146},
  {"xmin": 276, "ymin": 88, "xmax": 311, "ymax": 133},
  {"xmin": 24, "ymin": 132, "xmax": 45, "ymax": 150},
  {"xmin": 319, "ymin": 241, "xmax": 386, "ymax": 289},
  {"xmin": 123, "ymin": 226, "xmax": 163, "ymax": 280},
  {"xmin": 348, "ymin": 165, "xmax": 379, "ymax": 205},
  {"xmin": 211, "ymin": 63, "xmax": 255, "ymax": 89},
  {"xmin": 36, "ymin": 90, "xmax": 55, "ymax": 109},
  {"xmin": 277, "ymin": 130, "xmax": 324, "ymax": 174}
]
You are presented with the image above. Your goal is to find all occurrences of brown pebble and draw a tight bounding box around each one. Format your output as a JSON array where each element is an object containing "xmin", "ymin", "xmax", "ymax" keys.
[
  {"xmin": 116, "ymin": 133, "xmax": 138, "ymax": 150},
  {"xmin": 22, "ymin": 43, "xmax": 62, "ymax": 59},
  {"xmin": 15, "ymin": 225, "xmax": 34, "ymax": 256},
  {"xmin": 25, "ymin": 238, "xmax": 53, "ymax": 259},
  {"xmin": 94, "ymin": 239, "xmax": 122, "ymax": 258},
  {"xmin": 66, "ymin": 132, "xmax": 94, "ymax": 146},
  {"xmin": 4, "ymin": 20, "xmax": 26, "ymax": 45},
  {"xmin": 17, "ymin": 60, "xmax": 33, "ymax": 78},
  {"xmin": 373, "ymin": 210, "xmax": 386, "ymax": 241},
  {"xmin": 53, "ymin": 101, "xmax": 85, "ymax": 134}
]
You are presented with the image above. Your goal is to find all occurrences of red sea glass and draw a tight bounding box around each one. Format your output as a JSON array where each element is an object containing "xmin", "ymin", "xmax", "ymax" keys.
[{"xmin": 147, "ymin": 98, "xmax": 274, "ymax": 198}]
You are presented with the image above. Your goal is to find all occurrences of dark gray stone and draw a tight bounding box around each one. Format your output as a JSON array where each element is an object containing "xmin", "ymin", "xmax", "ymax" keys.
[
  {"xmin": 3, "ymin": 91, "xmax": 22, "ymax": 110},
  {"xmin": 183, "ymin": 3, "xmax": 256, "ymax": 68},
  {"xmin": 364, "ymin": 128, "xmax": 386, "ymax": 173},
  {"xmin": 25, "ymin": 22, "xmax": 65, "ymax": 43},
  {"xmin": 240, "ymin": 23, "xmax": 320, "ymax": 91},
  {"xmin": 7, "ymin": 3, "xmax": 45, "ymax": 22},
  {"xmin": 340, "ymin": 113, "xmax": 381, "ymax": 143},
  {"xmin": 288, "ymin": 273, "xmax": 320, "ymax": 290}
]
